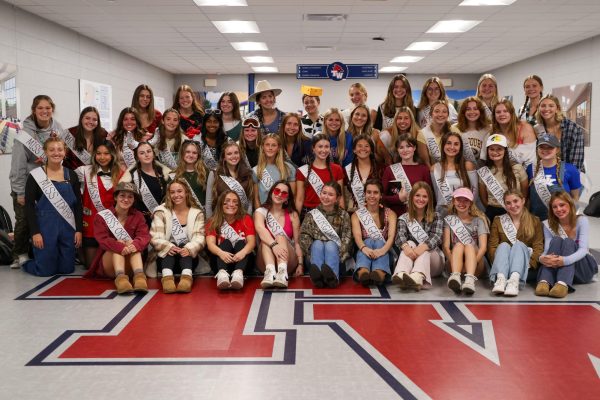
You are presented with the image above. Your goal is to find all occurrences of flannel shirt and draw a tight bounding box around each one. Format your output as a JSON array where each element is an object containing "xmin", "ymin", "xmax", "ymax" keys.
[
  {"xmin": 559, "ymin": 118, "xmax": 585, "ymax": 172},
  {"xmin": 395, "ymin": 212, "xmax": 443, "ymax": 251}
]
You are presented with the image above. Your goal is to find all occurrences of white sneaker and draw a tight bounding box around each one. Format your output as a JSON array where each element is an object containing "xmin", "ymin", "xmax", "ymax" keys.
[
  {"xmin": 273, "ymin": 269, "xmax": 288, "ymax": 288},
  {"xmin": 230, "ymin": 269, "xmax": 244, "ymax": 290},
  {"xmin": 216, "ymin": 269, "xmax": 230, "ymax": 290},
  {"xmin": 492, "ymin": 275, "xmax": 507, "ymax": 294},
  {"xmin": 504, "ymin": 279, "xmax": 519, "ymax": 297},
  {"xmin": 447, "ymin": 272, "xmax": 462, "ymax": 293},
  {"xmin": 461, "ymin": 274, "xmax": 477, "ymax": 295},
  {"xmin": 17, "ymin": 254, "xmax": 30, "ymax": 268},
  {"xmin": 406, "ymin": 272, "xmax": 424, "ymax": 291},
  {"xmin": 10, "ymin": 259, "xmax": 20, "ymax": 269},
  {"xmin": 261, "ymin": 268, "xmax": 275, "ymax": 289}
]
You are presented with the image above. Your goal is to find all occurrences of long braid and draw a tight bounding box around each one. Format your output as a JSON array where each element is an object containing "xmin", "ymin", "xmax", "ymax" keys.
[
  {"xmin": 555, "ymin": 154, "xmax": 562, "ymax": 187},
  {"xmin": 518, "ymin": 96, "xmax": 530, "ymax": 120},
  {"xmin": 326, "ymin": 155, "xmax": 334, "ymax": 182}
]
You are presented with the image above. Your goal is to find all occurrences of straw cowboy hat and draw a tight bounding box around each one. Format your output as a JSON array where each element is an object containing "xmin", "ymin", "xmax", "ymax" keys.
[{"xmin": 248, "ymin": 80, "xmax": 282, "ymax": 102}]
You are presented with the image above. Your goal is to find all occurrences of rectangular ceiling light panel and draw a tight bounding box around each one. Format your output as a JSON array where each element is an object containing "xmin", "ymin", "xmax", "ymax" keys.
[
  {"xmin": 405, "ymin": 41, "xmax": 447, "ymax": 51},
  {"xmin": 231, "ymin": 42, "xmax": 268, "ymax": 51},
  {"xmin": 212, "ymin": 20, "xmax": 259, "ymax": 33},
  {"xmin": 193, "ymin": 0, "xmax": 248, "ymax": 6},
  {"xmin": 427, "ymin": 20, "xmax": 481, "ymax": 33}
]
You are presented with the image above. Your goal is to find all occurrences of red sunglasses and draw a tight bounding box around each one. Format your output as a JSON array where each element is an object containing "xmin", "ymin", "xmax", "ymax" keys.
[{"xmin": 273, "ymin": 187, "xmax": 289, "ymax": 199}]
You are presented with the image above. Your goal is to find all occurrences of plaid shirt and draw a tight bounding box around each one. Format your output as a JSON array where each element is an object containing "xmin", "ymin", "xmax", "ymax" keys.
[
  {"xmin": 395, "ymin": 212, "xmax": 443, "ymax": 250},
  {"xmin": 559, "ymin": 118, "xmax": 585, "ymax": 172}
]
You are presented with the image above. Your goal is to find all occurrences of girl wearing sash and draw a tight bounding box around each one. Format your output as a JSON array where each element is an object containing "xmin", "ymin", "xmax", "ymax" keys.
[
  {"xmin": 416, "ymin": 77, "xmax": 458, "ymax": 128},
  {"xmin": 252, "ymin": 134, "xmax": 296, "ymax": 208},
  {"xmin": 218, "ymin": 92, "xmax": 242, "ymax": 141},
  {"xmin": 418, "ymin": 100, "xmax": 453, "ymax": 167},
  {"xmin": 246, "ymin": 80, "xmax": 287, "ymax": 135},
  {"xmin": 526, "ymin": 134, "xmax": 581, "ymax": 221},
  {"xmin": 344, "ymin": 135, "xmax": 382, "ymax": 212},
  {"xmin": 10, "ymin": 95, "xmax": 65, "ymax": 268},
  {"xmin": 85, "ymin": 182, "xmax": 151, "ymax": 295},
  {"xmin": 431, "ymin": 132, "xmax": 478, "ymax": 216},
  {"xmin": 476, "ymin": 73, "xmax": 499, "ymax": 119},
  {"xmin": 352, "ymin": 180, "xmax": 397, "ymax": 286},
  {"xmin": 76, "ymin": 142, "xmax": 122, "ymax": 268},
  {"xmin": 131, "ymin": 84, "xmax": 162, "ymax": 134},
  {"xmin": 255, "ymin": 181, "xmax": 303, "ymax": 289},
  {"xmin": 451, "ymin": 96, "xmax": 490, "ymax": 166},
  {"xmin": 443, "ymin": 188, "xmax": 489, "ymax": 294},
  {"xmin": 23, "ymin": 137, "xmax": 83, "ymax": 276},
  {"xmin": 488, "ymin": 190, "xmax": 544, "ymax": 296},
  {"xmin": 392, "ymin": 182, "xmax": 444, "ymax": 290},
  {"xmin": 156, "ymin": 108, "xmax": 186, "ymax": 170},
  {"xmin": 173, "ymin": 140, "xmax": 208, "ymax": 208},
  {"xmin": 342, "ymin": 82, "xmax": 369, "ymax": 126},
  {"xmin": 377, "ymin": 106, "xmax": 428, "ymax": 164},
  {"xmin": 108, "ymin": 107, "xmax": 154, "ymax": 170},
  {"xmin": 348, "ymin": 105, "xmax": 390, "ymax": 166},
  {"xmin": 172, "ymin": 84, "xmax": 204, "ymax": 139},
  {"xmin": 382, "ymin": 134, "xmax": 432, "ymax": 216},
  {"xmin": 536, "ymin": 191, "xmax": 598, "ymax": 298},
  {"xmin": 206, "ymin": 191, "xmax": 256, "ymax": 290},
  {"xmin": 196, "ymin": 110, "xmax": 226, "ymax": 172},
  {"xmin": 120, "ymin": 142, "xmax": 170, "ymax": 226},
  {"xmin": 489, "ymin": 99, "xmax": 537, "ymax": 168},
  {"xmin": 479, "ymin": 134, "xmax": 528, "ymax": 222},
  {"xmin": 238, "ymin": 116, "xmax": 262, "ymax": 168},
  {"xmin": 299, "ymin": 181, "xmax": 352, "ymax": 288},
  {"xmin": 518, "ymin": 75, "xmax": 544, "ymax": 126},
  {"xmin": 322, "ymin": 107, "xmax": 352, "ymax": 167},
  {"xmin": 64, "ymin": 106, "xmax": 108, "ymax": 170},
  {"xmin": 372, "ymin": 74, "xmax": 416, "ymax": 131},
  {"xmin": 279, "ymin": 113, "xmax": 312, "ymax": 168},
  {"xmin": 295, "ymin": 134, "xmax": 345, "ymax": 218},
  {"xmin": 150, "ymin": 179, "xmax": 206, "ymax": 294},
  {"xmin": 206, "ymin": 141, "xmax": 253, "ymax": 218},
  {"xmin": 301, "ymin": 93, "xmax": 323, "ymax": 138}
]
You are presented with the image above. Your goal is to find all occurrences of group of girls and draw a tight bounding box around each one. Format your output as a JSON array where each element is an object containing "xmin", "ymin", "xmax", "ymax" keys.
[{"xmin": 8, "ymin": 72, "xmax": 595, "ymax": 298}]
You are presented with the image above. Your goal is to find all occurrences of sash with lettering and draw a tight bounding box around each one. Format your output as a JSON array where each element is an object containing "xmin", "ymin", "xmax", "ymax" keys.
[
  {"xmin": 253, "ymin": 166, "xmax": 274, "ymax": 192},
  {"xmin": 390, "ymin": 163, "xmax": 412, "ymax": 193},
  {"xmin": 461, "ymin": 134, "xmax": 477, "ymax": 164},
  {"xmin": 298, "ymin": 164, "xmax": 325, "ymax": 197},
  {"xmin": 543, "ymin": 220, "xmax": 568, "ymax": 239},
  {"xmin": 220, "ymin": 220, "xmax": 243, "ymax": 245},
  {"xmin": 30, "ymin": 167, "xmax": 76, "ymax": 230},
  {"xmin": 477, "ymin": 166, "xmax": 506, "ymax": 208},
  {"xmin": 170, "ymin": 212, "xmax": 189, "ymax": 246},
  {"xmin": 400, "ymin": 213, "xmax": 429, "ymax": 245},
  {"xmin": 132, "ymin": 171, "xmax": 160, "ymax": 212},
  {"xmin": 61, "ymin": 130, "xmax": 91, "ymax": 165},
  {"xmin": 200, "ymin": 141, "xmax": 218, "ymax": 170},
  {"xmin": 98, "ymin": 209, "xmax": 132, "ymax": 241},
  {"xmin": 533, "ymin": 163, "xmax": 552, "ymax": 208},
  {"xmin": 255, "ymin": 207, "xmax": 292, "ymax": 243},
  {"xmin": 499, "ymin": 213, "xmax": 518, "ymax": 245},
  {"xmin": 444, "ymin": 214, "xmax": 475, "ymax": 245},
  {"xmin": 220, "ymin": 175, "xmax": 249, "ymax": 210},
  {"xmin": 181, "ymin": 178, "xmax": 203, "ymax": 210},
  {"xmin": 422, "ymin": 127, "xmax": 441, "ymax": 164},
  {"xmin": 346, "ymin": 164, "xmax": 365, "ymax": 207},
  {"xmin": 83, "ymin": 166, "xmax": 106, "ymax": 213},
  {"xmin": 122, "ymin": 146, "xmax": 136, "ymax": 169},
  {"xmin": 15, "ymin": 129, "xmax": 46, "ymax": 162},
  {"xmin": 309, "ymin": 208, "xmax": 341, "ymax": 248},
  {"xmin": 432, "ymin": 165, "xmax": 453, "ymax": 205},
  {"xmin": 126, "ymin": 129, "xmax": 160, "ymax": 149},
  {"xmin": 356, "ymin": 207, "xmax": 385, "ymax": 242},
  {"xmin": 158, "ymin": 149, "xmax": 178, "ymax": 169}
]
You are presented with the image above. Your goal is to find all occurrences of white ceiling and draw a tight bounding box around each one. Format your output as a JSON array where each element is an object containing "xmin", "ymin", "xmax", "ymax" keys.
[{"xmin": 7, "ymin": 0, "xmax": 600, "ymax": 75}]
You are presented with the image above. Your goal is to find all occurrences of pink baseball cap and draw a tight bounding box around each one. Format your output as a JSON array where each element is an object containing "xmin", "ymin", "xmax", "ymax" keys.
[{"xmin": 452, "ymin": 187, "xmax": 474, "ymax": 201}]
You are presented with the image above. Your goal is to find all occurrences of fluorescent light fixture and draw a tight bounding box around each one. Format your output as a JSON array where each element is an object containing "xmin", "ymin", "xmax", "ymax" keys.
[
  {"xmin": 390, "ymin": 56, "xmax": 423, "ymax": 63},
  {"xmin": 459, "ymin": 0, "xmax": 516, "ymax": 5},
  {"xmin": 379, "ymin": 66, "xmax": 407, "ymax": 73},
  {"xmin": 252, "ymin": 66, "xmax": 279, "ymax": 73},
  {"xmin": 405, "ymin": 41, "xmax": 447, "ymax": 51},
  {"xmin": 212, "ymin": 20, "xmax": 259, "ymax": 34},
  {"xmin": 231, "ymin": 42, "xmax": 268, "ymax": 51},
  {"xmin": 193, "ymin": 0, "xmax": 247, "ymax": 6},
  {"xmin": 304, "ymin": 46, "xmax": 335, "ymax": 51},
  {"xmin": 427, "ymin": 20, "xmax": 481, "ymax": 33},
  {"xmin": 243, "ymin": 56, "xmax": 274, "ymax": 63}
]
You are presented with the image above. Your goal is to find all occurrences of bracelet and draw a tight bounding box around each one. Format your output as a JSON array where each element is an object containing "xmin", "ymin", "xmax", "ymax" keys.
[
  {"xmin": 269, "ymin": 241, "xmax": 278, "ymax": 248},
  {"xmin": 360, "ymin": 245, "xmax": 366, "ymax": 251}
]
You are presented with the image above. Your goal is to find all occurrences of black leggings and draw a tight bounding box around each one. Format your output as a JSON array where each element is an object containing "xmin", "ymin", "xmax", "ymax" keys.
[
  {"xmin": 161, "ymin": 253, "xmax": 193, "ymax": 271},
  {"xmin": 216, "ymin": 239, "xmax": 248, "ymax": 274}
]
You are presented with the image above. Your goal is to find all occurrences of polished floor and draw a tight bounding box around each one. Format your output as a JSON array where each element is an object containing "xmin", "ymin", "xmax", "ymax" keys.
[{"xmin": 1, "ymin": 263, "xmax": 599, "ymax": 400}]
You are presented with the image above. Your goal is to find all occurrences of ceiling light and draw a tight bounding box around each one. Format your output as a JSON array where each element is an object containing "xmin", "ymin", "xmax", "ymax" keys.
[
  {"xmin": 390, "ymin": 56, "xmax": 423, "ymax": 63},
  {"xmin": 252, "ymin": 66, "xmax": 279, "ymax": 73},
  {"xmin": 193, "ymin": 0, "xmax": 247, "ymax": 6},
  {"xmin": 304, "ymin": 46, "xmax": 335, "ymax": 51},
  {"xmin": 405, "ymin": 41, "xmax": 447, "ymax": 51},
  {"xmin": 427, "ymin": 20, "xmax": 481, "ymax": 33},
  {"xmin": 379, "ymin": 66, "xmax": 407, "ymax": 73},
  {"xmin": 243, "ymin": 56, "xmax": 273, "ymax": 63},
  {"xmin": 459, "ymin": 0, "xmax": 516, "ymax": 5},
  {"xmin": 212, "ymin": 20, "xmax": 259, "ymax": 34},
  {"xmin": 303, "ymin": 14, "xmax": 347, "ymax": 22},
  {"xmin": 231, "ymin": 42, "xmax": 268, "ymax": 51}
]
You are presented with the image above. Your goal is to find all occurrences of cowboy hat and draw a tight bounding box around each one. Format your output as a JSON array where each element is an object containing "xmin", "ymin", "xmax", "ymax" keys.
[{"xmin": 248, "ymin": 80, "xmax": 282, "ymax": 102}]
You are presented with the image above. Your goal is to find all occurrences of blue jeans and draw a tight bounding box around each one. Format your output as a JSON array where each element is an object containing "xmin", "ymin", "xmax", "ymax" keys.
[
  {"xmin": 490, "ymin": 241, "xmax": 530, "ymax": 285},
  {"xmin": 354, "ymin": 238, "xmax": 390, "ymax": 276},
  {"xmin": 310, "ymin": 240, "xmax": 340, "ymax": 277}
]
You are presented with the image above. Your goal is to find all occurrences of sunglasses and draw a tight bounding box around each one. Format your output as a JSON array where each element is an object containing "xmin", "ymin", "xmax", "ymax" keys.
[
  {"xmin": 242, "ymin": 118, "xmax": 260, "ymax": 128},
  {"xmin": 205, "ymin": 109, "xmax": 222, "ymax": 115},
  {"xmin": 273, "ymin": 187, "xmax": 289, "ymax": 199}
]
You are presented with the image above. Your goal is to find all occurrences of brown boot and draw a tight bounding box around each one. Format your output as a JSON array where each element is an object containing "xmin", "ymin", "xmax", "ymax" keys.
[
  {"xmin": 549, "ymin": 283, "xmax": 568, "ymax": 298},
  {"xmin": 370, "ymin": 270, "xmax": 386, "ymax": 286},
  {"xmin": 115, "ymin": 274, "xmax": 133, "ymax": 295},
  {"xmin": 177, "ymin": 274, "xmax": 193, "ymax": 293},
  {"xmin": 356, "ymin": 268, "xmax": 371, "ymax": 286},
  {"xmin": 161, "ymin": 275, "xmax": 176, "ymax": 294},
  {"xmin": 133, "ymin": 272, "xmax": 148, "ymax": 293},
  {"xmin": 535, "ymin": 281, "xmax": 550, "ymax": 296}
]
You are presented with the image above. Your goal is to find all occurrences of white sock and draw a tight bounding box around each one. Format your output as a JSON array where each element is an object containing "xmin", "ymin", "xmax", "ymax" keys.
[
  {"xmin": 509, "ymin": 272, "xmax": 520, "ymax": 281},
  {"xmin": 181, "ymin": 269, "xmax": 193, "ymax": 277},
  {"xmin": 18, "ymin": 254, "xmax": 29, "ymax": 263},
  {"xmin": 162, "ymin": 268, "xmax": 173, "ymax": 277},
  {"xmin": 265, "ymin": 264, "xmax": 276, "ymax": 274},
  {"xmin": 557, "ymin": 280, "xmax": 567, "ymax": 287},
  {"xmin": 277, "ymin": 262, "xmax": 288, "ymax": 273}
]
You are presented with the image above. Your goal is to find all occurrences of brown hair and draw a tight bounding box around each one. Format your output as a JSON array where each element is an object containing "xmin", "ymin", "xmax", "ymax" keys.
[
  {"xmin": 208, "ymin": 190, "xmax": 247, "ymax": 236},
  {"xmin": 503, "ymin": 190, "xmax": 537, "ymax": 241},
  {"xmin": 381, "ymin": 74, "xmax": 415, "ymax": 117},
  {"xmin": 548, "ymin": 191, "xmax": 577, "ymax": 235},
  {"xmin": 172, "ymin": 84, "xmax": 204, "ymax": 114},
  {"xmin": 131, "ymin": 84, "xmax": 155, "ymax": 121},
  {"xmin": 218, "ymin": 92, "xmax": 241, "ymax": 120},
  {"xmin": 456, "ymin": 96, "xmax": 490, "ymax": 132},
  {"xmin": 30, "ymin": 95, "xmax": 55, "ymax": 127},
  {"xmin": 407, "ymin": 181, "xmax": 435, "ymax": 224},
  {"xmin": 164, "ymin": 178, "xmax": 197, "ymax": 210}
]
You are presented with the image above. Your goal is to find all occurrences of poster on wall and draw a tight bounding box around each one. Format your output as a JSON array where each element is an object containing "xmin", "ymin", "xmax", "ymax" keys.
[
  {"xmin": 0, "ymin": 62, "xmax": 18, "ymax": 154},
  {"xmin": 79, "ymin": 79, "xmax": 113, "ymax": 130},
  {"xmin": 154, "ymin": 96, "xmax": 165, "ymax": 113},
  {"xmin": 204, "ymin": 91, "xmax": 249, "ymax": 116},
  {"xmin": 551, "ymin": 82, "xmax": 592, "ymax": 146}
]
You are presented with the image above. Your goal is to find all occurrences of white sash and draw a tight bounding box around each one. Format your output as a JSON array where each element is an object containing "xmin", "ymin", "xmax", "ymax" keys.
[
  {"xmin": 253, "ymin": 166, "xmax": 274, "ymax": 191},
  {"xmin": 30, "ymin": 167, "xmax": 76, "ymax": 230},
  {"xmin": 122, "ymin": 146, "xmax": 136, "ymax": 169},
  {"xmin": 159, "ymin": 149, "xmax": 178, "ymax": 169},
  {"xmin": 499, "ymin": 214, "xmax": 518, "ymax": 245},
  {"xmin": 477, "ymin": 166, "xmax": 505, "ymax": 208},
  {"xmin": 132, "ymin": 171, "xmax": 160, "ymax": 212},
  {"xmin": 390, "ymin": 163, "xmax": 412, "ymax": 193},
  {"xmin": 220, "ymin": 175, "xmax": 249, "ymax": 210},
  {"xmin": 220, "ymin": 221, "xmax": 243, "ymax": 245},
  {"xmin": 423, "ymin": 128, "xmax": 441, "ymax": 163},
  {"xmin": 299, "ymin": 164, "xmax": 325, "ymax": 196},
  {"xmin": 543, "ymin": 220, "xmax": 568, "ymax": 239},
  {"xmin": 356, "ymin": 207, "xmax": 385, "ymax": 242},
  {"xmin": 98, "ymin": 209, "xmax": 132, "ymax": 241},
  {"xmin": 346, "ymin": 164, "xmax": 365, "ymax": 207},
  {"xmin": 445, "ymin": 215, "xmax": 475, "ymax": 245},
  {"xmin": 171, "ymin": 212, "xmax": 189, "ymax": 246},
  {"xmin": 256, "ymin": 207, "xmax": 292, "ymax": 243},
  {"xmin": 61, "ymin": 131, "xmax": 91, "ymax": 165},
  {"xmin": 400, "ymin": 214, "xmax": 429, "ymax": 245},
  {"xmin": 16, "ymin": 130, "xmax": 46, "ymax": 162},
  {"xmin": 432, "ymin": 166, "xmax": 453, "ymax": 205},
  {"xmin": 310, "ymin": 209, "xmax": 341, "ymax": 248},
  {"xmin": 181, "ymin": 177, "xmax": 202, "ymax": 209},
  {"xmin": 84, "ymin": 166, "xmax": 106, "ymax": 212},
  {"xmin": 379, "ymin": 105, "xmax": 394, "ymax": 130},
  {"xmin": 126, "ymin": 129, "xmax": 159, "ymax": 149},
  {"xmin": 533, "ymin": 164, "xmax": 552, "ymax": 208},
  {"xmin": 418, "ymin": 105, "xmax": 431, "ymax": 128},
  {"xmin": 201, "ymin": 142, "xmax": 218, "ymax": 170},
  {"xmin": 461, "ymin": 135, "xmax": 477, "ymax": 164}
]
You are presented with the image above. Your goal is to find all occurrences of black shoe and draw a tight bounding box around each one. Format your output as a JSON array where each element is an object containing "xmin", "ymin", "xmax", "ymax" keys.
[
  {"xmin": 321, "ymin": 264, "xmax": 339, "ymax": 288},
  {"xmin": 308, "ymin": 264, "xmax": 324, "ymax": 288}
]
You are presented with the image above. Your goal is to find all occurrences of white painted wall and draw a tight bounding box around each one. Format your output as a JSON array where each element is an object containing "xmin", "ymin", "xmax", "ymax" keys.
[{"xmin": 0, "ymin": 1, "xmax": 174, "ymax": 220}]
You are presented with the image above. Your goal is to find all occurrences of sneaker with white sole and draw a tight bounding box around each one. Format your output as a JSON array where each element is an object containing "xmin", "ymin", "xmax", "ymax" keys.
[
  {"xmin": 447, "ymin": 272, "xmax": 462, "ymax": 293},
  {"xmin": 461, "ymin": 274, "xmax": 477, "ymax": 295},
  {"xmin": 16, "ymin": 254, "xmax": 30, "ymax": 268},
  {"xmin": 261, "ymin": 268, "xmax": 275, "ymax": 289},
  {"xmin": 392, "ymin": 272, "xmax": 406, "ymax": 288},
  {"xmin": 230, "ymin": 269, "xmax": 244, "ymax": 290},
  {"xmin": 504, "ymin": 279, "xmax": 519, "ymax": 297},
  {"xmin": 10, "ymin": 259, "xmax": 20, "ymax": 269},
  {"xmin": 405, "ymin": 272, "xmax": 424, "ymax": 291},
  {"xmin": 492, "ymin": 275, "xmax": 507, "ymax": 295},
  {"xmin": 273, "ymin": 269, "xmax": 288, "ymax": 288},
  {"xmin": 216, "ymin": 269, "xmax": 231, "ymax": 290}
]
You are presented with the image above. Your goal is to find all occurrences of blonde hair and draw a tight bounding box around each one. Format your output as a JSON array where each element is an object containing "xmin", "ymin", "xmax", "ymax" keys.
[
  {"xmin": 256, "ymin": 134, "xmax": 290, "ymax": 181},
  {"xmin": 477, "ymin": 73, "xmax": 499, "ymax": 107},
  {"xmin": 322, "ymin": 108, "xmax": 348, "ymax": 165},
  {"xmin": 164, "ymin": 178, "xmax": 197, "ymax": 210},
  {"xmin": 349, "ymin": 83, "xmax": 368, "ymax": 102},
  {"xmin": 347, "ymin": 104, "xmax": 373, "ymax": 137},
  {"xmin": 547, "ymin": 191, "xmax": 577, "ymax": 235},
  {"xmin": 173, "ymin": 141, "xmax": 208, "ymax": 190},
  {"xmin": 447, "ymin": 188, "xmax": 489, "ymax": 229},
  {"xmin": 407, "ymin": 181, "xmax": 435, "ymax": 224},
  {"xmin": 536, "ymin": 94, "xmax": 564, "ymax": 126},
  {"xmin": 503, "ymin": 190, "xmax": 537, "ymax": 241},
  {"xmin": 387, "ymin": 107, "xmax": 420, "ymax": 153}
]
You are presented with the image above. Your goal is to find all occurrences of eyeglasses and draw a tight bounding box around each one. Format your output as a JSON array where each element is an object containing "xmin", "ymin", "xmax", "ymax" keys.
[
  {"xmin": 273, "ymin": 187, "xmax": 289, "ymax": 199},
  {"xmin": 242, "ymin": 118, "xmax": 260, "ymax": 128},
  {"xmin": 205, "ymin": 109, "xmax": 222, "ymax": 115}
]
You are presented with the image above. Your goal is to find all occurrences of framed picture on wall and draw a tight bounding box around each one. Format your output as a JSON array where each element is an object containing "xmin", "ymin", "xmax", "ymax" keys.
[
  {"xmin": 0, "ymin": 62, "xmax": 18, "ymax": 154},
  {"xmin": 552, "ymin": 82, "xmax": 592, "ymax": 146},
  {"xmin": 79, "ymin": 79, "xmax": 113, "ymax": 130}
]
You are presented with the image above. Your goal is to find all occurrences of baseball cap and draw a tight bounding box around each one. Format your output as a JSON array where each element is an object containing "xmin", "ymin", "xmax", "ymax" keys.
[
  {"xmin": 486, "ymin": 134, "xmax": 508, "ymax": 148},
  {"xmin": 452, "ymin": 187, "xmax": 474, "ymax": 202}
]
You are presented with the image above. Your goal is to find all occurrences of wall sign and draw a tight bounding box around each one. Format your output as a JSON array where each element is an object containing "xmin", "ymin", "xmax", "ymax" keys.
[{"xmin": 297, "ymin": 62, "xmax": 378, "ymax": 80}]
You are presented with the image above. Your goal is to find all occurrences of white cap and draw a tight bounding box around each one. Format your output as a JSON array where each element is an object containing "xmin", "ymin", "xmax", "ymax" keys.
[{"xmin": 486, "ymin": 134, "xmax": 508, "ymax": 148}]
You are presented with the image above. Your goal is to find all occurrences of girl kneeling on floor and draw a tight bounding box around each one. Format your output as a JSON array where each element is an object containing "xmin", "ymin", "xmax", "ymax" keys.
[
  {"xmin": 84, "ymin": 182, "xmax": 151, "ymax": 294},
  {"xmin": 206, "ymin": 190, "xmax": 256, "ymax": 290},
  {"xmin": 150, "ymin": 179, "xmax": 206, "ymax": 294},
  {"xmin": 443, "ymin": 187, "xmax": 489, "ymax": 295},
  {"xmin": 536, "ymin": 191, "xmax": 598, "ymax": 298},
  {"xmin": 488, "ymin": 190, "xmax": 544, "ymax": 296},
  {"xmin": 299, "ymin": 181, "xmax": 352, "ymax": 288},
  {"xmin": 392, "ymin": 182, "xmax": 444, "ymax": 290},
  {"xmin": 351, "ymin": 179, "xmax": 397, "ymax": 286},
  {"xmin": 255, "ymin": 180, "xmax": 303, "ymax": 289}
]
